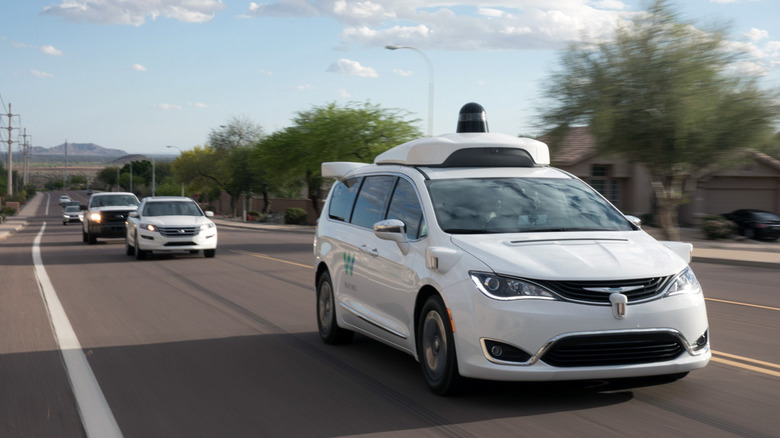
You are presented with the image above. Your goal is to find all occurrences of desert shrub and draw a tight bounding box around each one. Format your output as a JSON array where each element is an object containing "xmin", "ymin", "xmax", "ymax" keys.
[
  {"xmin": 701, "ymin": 215, "xmax": 736, "ymax": 240},
  {"xmin": 284, "ymin": 207, "xmax": 309, "ymax": 225}
]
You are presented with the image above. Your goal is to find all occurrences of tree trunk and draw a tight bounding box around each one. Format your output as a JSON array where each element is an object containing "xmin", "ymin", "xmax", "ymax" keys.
[{"xmin": 651, "ymin": 180, "xmax": 683, "ymax": 241}]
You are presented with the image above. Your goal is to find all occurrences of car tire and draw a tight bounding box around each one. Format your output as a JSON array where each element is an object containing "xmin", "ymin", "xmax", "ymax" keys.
[
  {"xmin": 87, "ymin": 226, "xmax": 97, "ymax": 244},
  {"xmin": 125, "ymin": 235, "xmax": 135, "ymax": 256},
  {"xmin": 204, "ymin": 249, "xmax": 216, "ymax": 258},
  {"xmin": 417, "ymin": 295, "xmax": 466, "ymax": 395},
  {"xmin": 746, "ymin": 228, "xmax": 756, "ymax": 240},
  {"xmin": 135, "ymin": 234, "xmax": 147, "ymax": 260},
  {"xmin": 82, "ymin": 229, "xmax": 88, "ymax": 243},
  {"xmin": 316, "ymin": 271, "xmax": 354, "ymax": 344}
]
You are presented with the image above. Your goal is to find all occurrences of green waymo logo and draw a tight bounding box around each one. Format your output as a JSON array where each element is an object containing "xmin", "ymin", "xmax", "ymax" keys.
[{"xmin": 343, "ymin": 252, "xmax": 356, "ymax": 276}]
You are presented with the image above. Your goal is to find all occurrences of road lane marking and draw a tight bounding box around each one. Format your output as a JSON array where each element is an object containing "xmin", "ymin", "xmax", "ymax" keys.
[
  {"xmin": 711, "ymin": 352, "xmax": 780, "ymax": 378},
  {"xmin": 712, "ymin": 350, "xmax": 780, "ymax": 371},
  {"xmin": 230, "ymin": 249, "xmax": 313, "ymax": 269},
  {"xmin": 705, "ymin": 297, "xmax": 780, "ymax": 312},
  {"xmin": 33, "ymin": 223, "xmax": 123, "ymax": 438}
]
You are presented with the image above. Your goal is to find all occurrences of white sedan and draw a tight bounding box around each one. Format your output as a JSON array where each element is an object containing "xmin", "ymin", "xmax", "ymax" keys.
[{"xmin": 125, "ymin": 196, "xmax": 217, "ymax": 259}]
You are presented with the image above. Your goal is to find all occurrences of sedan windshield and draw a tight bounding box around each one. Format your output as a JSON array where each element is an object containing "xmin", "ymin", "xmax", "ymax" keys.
[
  {"xmin": 143, "ymin": 201, "xmax": 203, "ymax": 217},
  {"xmin": 427, "ymin": 177, "xmax": 634, "ymax": 234}
]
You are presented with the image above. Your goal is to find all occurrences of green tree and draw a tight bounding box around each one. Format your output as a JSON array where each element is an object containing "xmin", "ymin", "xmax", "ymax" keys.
[
  {"xmin": 539, "ymin": 0, "xmax": 780, "ymax": 240},
  {"xmin": 171, "ymin": 117, "xmax": 265, "ymax": 216},
  {"xmin": 252, "ymin": 101, "xmax": 421, "ymax": 215},
  {"xmin": 95, "ymin": 166, "xmax": 120, "ymax": 190}
]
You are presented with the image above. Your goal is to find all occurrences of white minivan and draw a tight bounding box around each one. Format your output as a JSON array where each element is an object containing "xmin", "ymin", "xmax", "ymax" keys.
[{"xmin": 313, "ymin": 104, "xmax": 710, "ymax": 395}]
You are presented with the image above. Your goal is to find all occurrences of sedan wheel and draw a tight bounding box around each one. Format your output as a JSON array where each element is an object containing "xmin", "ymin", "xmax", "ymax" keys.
[
  {"xmin": 204, "ymin": 249, "xmax": 216, "ymax": 258},
  {"xmin": 125, "ymin": 235, "xmax": 135, "ymax": 256},
  {"xmin": 135, "ymin": 234, "xmax": 147, "ymax": 260}
]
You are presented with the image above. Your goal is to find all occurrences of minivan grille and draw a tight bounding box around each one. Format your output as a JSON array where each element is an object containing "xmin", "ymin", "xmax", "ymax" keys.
[
  {"xmin": 158, "ymin": 226, "xmax": 199, "ymax": 237},
  {"xmin": 541, "ymin": 332, "xmax": 685, "ymax": 367},
  {"xmin": 533, "ymin": 276, "xmax": 673, "ymax": 304}
]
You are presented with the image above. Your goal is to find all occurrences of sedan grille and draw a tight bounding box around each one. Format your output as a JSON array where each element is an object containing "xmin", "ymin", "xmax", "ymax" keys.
[
  {"xmin": 158, "ymin": 226, "xmax": 199, "ymax": 238},
  {"xmin": 540, "ymin": 332, "xmax": 685, "ymax": 367},
  {"xmin": 533, "ymin": 276, "xmax": 673, "ymax": 304}
]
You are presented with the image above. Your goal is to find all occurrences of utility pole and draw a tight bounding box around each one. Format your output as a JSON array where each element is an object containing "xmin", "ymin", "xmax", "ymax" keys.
[
  {"xmin": 64, "ymin": 139, "xmax": 69, "ymax": 188},
  {"xmin": 21, "ymin": 129, "xmax": 30, "ymax": 187},
  {"xmin": 3, "ymin": 103, "xmax": 16, "ymax": 196}
]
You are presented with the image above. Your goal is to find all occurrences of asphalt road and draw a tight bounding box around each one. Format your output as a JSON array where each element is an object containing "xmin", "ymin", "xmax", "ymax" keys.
[{"xmin": 1, "ymin": 195, "xmax": 779, "ymax": 438}]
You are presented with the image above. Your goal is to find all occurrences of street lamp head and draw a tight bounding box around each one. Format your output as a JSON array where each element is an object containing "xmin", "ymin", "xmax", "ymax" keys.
[{"xmin": 385, "ymin": 44, "xmax": 403, "ymax": 50}]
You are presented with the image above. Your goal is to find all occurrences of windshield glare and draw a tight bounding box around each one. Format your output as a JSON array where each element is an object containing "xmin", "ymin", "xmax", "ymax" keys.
[
  {"xmin": 143, "ymin": 201, "xmax": 203, "ymax": 217},
  {"xmin": 427, "ymin": 177, "xmax": 633, "ymax": 234}
]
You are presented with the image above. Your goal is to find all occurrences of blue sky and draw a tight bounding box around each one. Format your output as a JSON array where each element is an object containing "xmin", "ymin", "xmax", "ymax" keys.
[{"xmin": 1, "ymin": 0, "xmax": 779, "ymax": 155}]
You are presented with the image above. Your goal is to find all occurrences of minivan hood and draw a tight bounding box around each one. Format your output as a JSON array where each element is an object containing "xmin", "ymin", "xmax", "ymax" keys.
[{"xmin": 451, "ymin": 231, "xmax": 687, "ymax": 280}]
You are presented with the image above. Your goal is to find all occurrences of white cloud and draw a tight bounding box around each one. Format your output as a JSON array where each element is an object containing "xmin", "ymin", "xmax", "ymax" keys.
[
  {"xmin": 189, "ymin": 102, "xmax": 208, "ymax": 108},
  {"xmin": 258, "ymin": 69, "xmax": 273, "ymax": 76},
  {"xmin": 392, "ymin": 68, "xmax": 413, "ymax": 77},
  {"xmin": 41, "ymin": 45, "xmax": 63, "ymax": 56},
  {"xmin": 248, "ymin": 1, "xmax": 634, "ymax": 51},
  {"xmin": 327, "ymin": 58, "xmax": 378, "ymax": 77},
  {"xmin": 31, "ymin": 70, "xmax": 53, "ymax": 78},
  {"xmin": 336, "ymin": 88, "xmax": 352, "ymax": 98},
  {"xmin": 153, "ymin": 103, "xmax": 183, "ymax": 110},
  {"xmin": 296, "ymin": 84, "xmax": 314, "ymax": 91},
  {"xmin": 131, "ymin": 63, "xmax": 147, "ymax": 72},
  {"xmin": 745, "ymin": 28, "xmax": 768, "ymax": 41},
  {"xmin": 41, "ymin": 0, "xmax": 226, "ymax": 26}
]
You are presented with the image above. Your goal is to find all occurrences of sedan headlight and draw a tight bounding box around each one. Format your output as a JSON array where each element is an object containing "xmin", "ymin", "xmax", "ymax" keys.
[
  {"xmin": 200, "ymin": 221, "xmax": 215, "ymax": 231},
  {"xmin": 470, "ymin": 272, "xmax": 557, "ymax": 301},
  {"xmin": 140, "ymin": 223, "xmax": 157, "ymax": 232},
  {"xmin": 664, "ymin": 267, "xmax": 702, "ymax": 297}
]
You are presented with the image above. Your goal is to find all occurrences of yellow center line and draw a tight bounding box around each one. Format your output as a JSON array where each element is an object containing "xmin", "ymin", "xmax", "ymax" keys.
[
  {"xmin": 705, "ymin": 297, "xmax": 780, "ymax": 312},
  {"xmin": 712, "ymin": 351, "xmax": 780, "ymax": 371},
  {"xmin": 230, "ymin": 249, "xmax": 313, "ymax": 269},
  {"xmin": 710, "ymin": 356, "xmax": 780, "ymax": 378}
]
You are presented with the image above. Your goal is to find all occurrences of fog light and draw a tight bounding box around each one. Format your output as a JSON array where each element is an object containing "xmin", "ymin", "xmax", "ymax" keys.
[{"xmin": 483, "ymin": 340, "xmax": 532, "ymax": 363}]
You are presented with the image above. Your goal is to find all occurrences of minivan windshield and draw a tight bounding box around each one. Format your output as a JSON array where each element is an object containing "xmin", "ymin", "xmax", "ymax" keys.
[{"xmin": 427, "ymin": 177, "xmax": 633, "ymax": 234}]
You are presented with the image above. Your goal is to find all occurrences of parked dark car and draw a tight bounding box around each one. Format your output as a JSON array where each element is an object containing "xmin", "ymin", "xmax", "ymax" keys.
[{"xmin": 724, "ymin": 209, "xmax": 780, "ymax": 241}]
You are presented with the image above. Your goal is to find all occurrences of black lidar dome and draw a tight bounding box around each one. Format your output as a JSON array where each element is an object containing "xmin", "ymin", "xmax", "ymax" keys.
[{"xmin": 456, "ymin": 102, "xmax": 488, "ymax": 133}]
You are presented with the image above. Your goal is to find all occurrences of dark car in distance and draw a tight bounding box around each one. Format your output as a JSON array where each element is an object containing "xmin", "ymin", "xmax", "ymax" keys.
[{"xmin": 724, "ymin": 209, "xmax": 780, "ymax": 241}]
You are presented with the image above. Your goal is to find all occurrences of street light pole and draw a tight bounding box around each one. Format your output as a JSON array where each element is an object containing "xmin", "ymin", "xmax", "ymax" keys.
[
  {"xmin": 385, "ymin": 45, "xmax": 434, "ymax": 137},
  {"xmin": 166, "ymin": 145, "xmax": 185, "ymax": 196}
]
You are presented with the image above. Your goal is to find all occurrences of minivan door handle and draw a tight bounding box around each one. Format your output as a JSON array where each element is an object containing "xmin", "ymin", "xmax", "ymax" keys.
[{"xmin": 360, "ymin": 244, "xmax": 379, "ymax": 256}]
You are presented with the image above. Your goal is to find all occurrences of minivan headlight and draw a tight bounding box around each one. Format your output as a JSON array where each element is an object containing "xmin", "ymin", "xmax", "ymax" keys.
[
  {"xmin": 470, "ymin": 272, "xmax": 557, "ymax": 300},
  {"xmin": 664, "ymin": 267, "xmax": 702, "ymax": 296}
]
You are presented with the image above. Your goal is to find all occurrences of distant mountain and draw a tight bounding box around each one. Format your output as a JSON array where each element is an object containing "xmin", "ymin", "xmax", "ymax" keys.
[{"xmin": 32, "ymin": 142, "xmax": 128, "ymax": 156}]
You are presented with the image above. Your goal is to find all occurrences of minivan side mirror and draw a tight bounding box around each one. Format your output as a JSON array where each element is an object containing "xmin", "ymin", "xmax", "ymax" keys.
[
  {"xmin": 625, "ymin": 215, "xmax": 642, "ymax": 228},
  {"xmin": 205, "ymin": 211, "xmax": 214, "ymax": 217},
  {"xmin": 374, "ymin": 219, "xmax": 410, "ymax": 254}
]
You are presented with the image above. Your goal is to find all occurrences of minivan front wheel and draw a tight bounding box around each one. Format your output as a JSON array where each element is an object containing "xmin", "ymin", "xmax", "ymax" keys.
[
  {"xmin": 418, "ymin": 295, "xmax": 465, "ymax": 395},
  {"xmin": 316, "ymin": 272, "xmax": 353, "ymax": 344}
]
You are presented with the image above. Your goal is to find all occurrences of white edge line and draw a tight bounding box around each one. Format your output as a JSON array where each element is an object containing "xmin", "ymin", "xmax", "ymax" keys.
[{"xmin": 33, "ymin": 222, "xmax": 124, "ymax": 438}]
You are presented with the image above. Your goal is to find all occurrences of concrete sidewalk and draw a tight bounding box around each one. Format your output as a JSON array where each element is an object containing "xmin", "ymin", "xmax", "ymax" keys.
[{"xmin": 3, "ymin": 195, "xmax": 779, "ymax": 269}]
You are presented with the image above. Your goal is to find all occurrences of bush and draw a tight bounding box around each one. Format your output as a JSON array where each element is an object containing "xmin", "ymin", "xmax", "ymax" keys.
[
  {"xmin": 284, "ymin": 207, "xmax": 309, "ymax": 225},
  {"xmin": 701, "ymin": 215, "xmax": 736, "ymax": 240}
]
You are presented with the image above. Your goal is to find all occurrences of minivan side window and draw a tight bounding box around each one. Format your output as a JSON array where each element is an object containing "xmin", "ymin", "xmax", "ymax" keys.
[
  {"xmin": 350, "ymin": 175, "xmax": 396, "ymax": 229},
  {"xmin": 386, "ymin": 178, "xmax": 426, "ymax": 240},
  {"xmin": 328, "ymin": 177, "xmax": 361, "ymax": 222}
]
